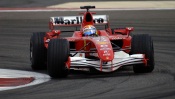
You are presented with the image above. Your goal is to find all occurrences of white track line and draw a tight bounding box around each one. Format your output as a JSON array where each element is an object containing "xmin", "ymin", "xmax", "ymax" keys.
[
  {"xmin": 0, "ymin": 8, "xmax": 175, "ymax": 12},
  {"xmin": 0, "ymin": 69, "xmax": 50, "ymax": 91}
]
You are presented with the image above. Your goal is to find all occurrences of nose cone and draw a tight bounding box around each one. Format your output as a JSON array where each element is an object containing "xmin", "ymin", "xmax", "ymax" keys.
[
  {"xmin": 92, "ymin": 36, "xmax": 114, "ymax": 61},
  {"xmin": 98, "ymin": 45, "xmax": 114, "ymax": 61}
]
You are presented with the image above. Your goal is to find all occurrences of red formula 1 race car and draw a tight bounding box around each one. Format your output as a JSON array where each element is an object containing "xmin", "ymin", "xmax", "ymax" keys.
[{"xmin": 30, "ymin": 6, "xmax": 154, "ymax": 78}]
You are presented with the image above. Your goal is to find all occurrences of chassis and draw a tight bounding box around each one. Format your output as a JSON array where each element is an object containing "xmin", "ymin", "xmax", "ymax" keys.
[{"xmin": 30, "ymin": 6, "xmax": 154, "ymax": 78}]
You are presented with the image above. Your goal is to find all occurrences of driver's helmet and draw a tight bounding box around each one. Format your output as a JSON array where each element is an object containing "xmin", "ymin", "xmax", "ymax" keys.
[{"xmin": 83, "ymin": 25, "xmax": 97, "ymax": 36}]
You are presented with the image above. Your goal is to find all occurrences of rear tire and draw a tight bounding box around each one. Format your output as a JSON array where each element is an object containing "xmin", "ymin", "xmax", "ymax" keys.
[
  {"xmin": 131, "ymin": 34, "xmax": 154, "ymax": 73},
  {"xmin": 30, "ymin": 32, "xmax": 47, "ymax": 70},
  {"xmin": 47, "ymin": 39, "xmax": 70, "ymax": 78}
]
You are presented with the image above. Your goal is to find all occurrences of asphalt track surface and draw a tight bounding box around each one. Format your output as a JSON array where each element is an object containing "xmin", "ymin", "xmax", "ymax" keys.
[{"xmin": 0, "ymin": 9, "xmax": 175, "ymax": 99}]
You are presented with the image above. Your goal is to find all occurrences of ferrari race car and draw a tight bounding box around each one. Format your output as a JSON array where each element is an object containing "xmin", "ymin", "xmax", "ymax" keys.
[{"xmin": 30, "ymin": 6, "xmax": 154, "ymax": 78}]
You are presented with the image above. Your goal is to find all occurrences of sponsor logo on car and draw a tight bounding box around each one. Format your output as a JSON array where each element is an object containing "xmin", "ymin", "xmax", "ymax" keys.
[
  {"xmin": 50, "ymin": 15, "xmax": 108, "ymax": 25},
  {"xmin": 103, "ymin": 50, "xmax": 110, "ymax": 56}
]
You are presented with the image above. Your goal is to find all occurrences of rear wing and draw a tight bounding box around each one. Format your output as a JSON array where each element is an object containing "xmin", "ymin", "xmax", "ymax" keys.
[{"xmin": 49, "ymin": 15, "xmax": 109, "ymax": 29}]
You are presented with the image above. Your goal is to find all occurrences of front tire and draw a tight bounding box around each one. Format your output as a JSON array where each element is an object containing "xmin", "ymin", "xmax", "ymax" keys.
[
  {"xmin": 131, "ymin": 34, "xmax": 154, "ymax": 73},
  {"xmin": 47, "ymin": 39, "xmax": 70, "ymax": 78}
]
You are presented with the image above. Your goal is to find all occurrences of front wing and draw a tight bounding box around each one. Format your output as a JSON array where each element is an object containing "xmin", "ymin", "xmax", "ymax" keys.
[{"xmin": 70, "ymin": 51, "xmax": 146, "ymax": 72}]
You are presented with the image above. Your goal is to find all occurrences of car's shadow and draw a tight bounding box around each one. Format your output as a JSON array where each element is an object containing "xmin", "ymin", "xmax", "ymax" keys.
[{"xmin": 33, "ymin": 66, "xmax": 147, "ymax": 80}]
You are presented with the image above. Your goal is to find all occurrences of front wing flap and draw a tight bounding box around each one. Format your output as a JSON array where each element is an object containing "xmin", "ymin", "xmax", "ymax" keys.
[{"xmin": 70, "ymin": 51, "xmax": 146, "ymax": 72}]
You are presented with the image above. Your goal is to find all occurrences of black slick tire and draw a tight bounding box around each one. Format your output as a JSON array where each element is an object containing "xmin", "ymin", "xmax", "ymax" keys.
[
  {"xmin": 47, "ymin": 39, "xmax": 69, "ymax": 78},
  {"xmin": 131, "ymin": 34, "xmax": 154, "ymax": 73},
  {"xmin": 30, "ymin": 32, "xmax": 47, "ymax": 70}
]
